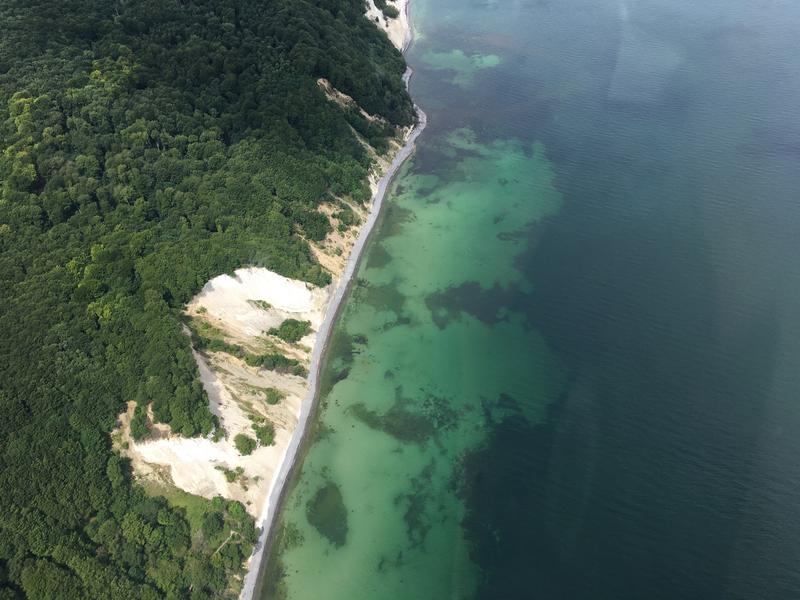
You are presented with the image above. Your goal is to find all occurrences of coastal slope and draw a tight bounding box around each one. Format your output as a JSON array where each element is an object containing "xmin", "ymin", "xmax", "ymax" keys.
[
  {"xmin": 117, "ymin": 3, "xmax": 422, "ymax": 597},
  {"xmin": 0, "ymin": 0, "xmax": 415, "ymax": 597},
  {"xmin": 116, "ymin": 269, "xmax": 330, "ymax": 519}
]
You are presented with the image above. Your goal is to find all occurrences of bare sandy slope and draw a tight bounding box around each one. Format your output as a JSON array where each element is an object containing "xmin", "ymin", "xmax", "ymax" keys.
[{"xmin": 115, "ymin": 268, "xmax": 330, "ymax": 518}]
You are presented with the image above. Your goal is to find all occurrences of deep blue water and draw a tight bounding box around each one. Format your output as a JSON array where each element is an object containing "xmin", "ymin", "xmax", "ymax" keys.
[{"xmin": 451, "ymin": 0, "xmax": 800, "ymax": 597}]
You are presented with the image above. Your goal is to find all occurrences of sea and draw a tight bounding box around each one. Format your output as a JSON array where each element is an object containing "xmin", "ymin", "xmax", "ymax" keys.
[{"xmin": 259, "ymin": 0, "xmax": 800, "ymax": 597}]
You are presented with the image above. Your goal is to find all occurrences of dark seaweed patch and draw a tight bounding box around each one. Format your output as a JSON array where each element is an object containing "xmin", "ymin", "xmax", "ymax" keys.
[
  {"xmin": 376, "ymin": 548, "xmax": 407, "ymax": 574},
  {"xmin": 349, "ymin": 388, "xmax": 458, "ymax": 443},
  {"xmin": 425, "ymin": 281, "xmax": 524, "ymax": 328},
  {"xmin": 350, "ymin": 398, "xmax": 434, "ymax": 443},
  {"xmin": 260, "ymin": 521, "xmax": 305, "ymax": 600},
  {"xmin": 361, "ymin": 280, "xmax": 407, "ymax": 314},
  {"xmin": 366, "ymin": 243, "xmax": 393, "ymax": 269},
  {"xmin": 381, "ymin": 204, "xmax": 415, "ymax": 238},
  {"xmin": 311, "ymin": 421, "xmax": 336, "ymax": 443},
  {"xmin": 398, "ymin": 460, "xmax": 437, "ymax": 546},
  {"xmin": 379, "ymin": 314, "xmax": 413, "ymax": 332},
  {"xmin": 318, "ymin": 326, "xmax": 356, "ymax": 398},
  {"xmin": 306, "ymin": 482, "xmax": 348, "ymax": 547},
  {"xmin": 281, "ymin": 522, "xmax": 305, "ymax": 551}
]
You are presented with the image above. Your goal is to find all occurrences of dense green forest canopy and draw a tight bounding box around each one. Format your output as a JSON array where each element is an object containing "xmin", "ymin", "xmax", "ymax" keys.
[{"xmin": 0, "ymin": 0, "xmax": 412, "ymax": 597}]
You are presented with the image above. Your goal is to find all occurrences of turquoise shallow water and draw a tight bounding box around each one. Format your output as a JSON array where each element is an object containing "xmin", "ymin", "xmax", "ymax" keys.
[{"xmin": 261, "ymin": 0, "xmax": 800, "ymax": 598}]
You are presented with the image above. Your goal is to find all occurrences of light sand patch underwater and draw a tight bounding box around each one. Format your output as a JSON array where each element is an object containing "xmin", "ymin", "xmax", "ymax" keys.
[{"xmin": 420, "ymin": 49, "xmax": 501, "ymax": 87}]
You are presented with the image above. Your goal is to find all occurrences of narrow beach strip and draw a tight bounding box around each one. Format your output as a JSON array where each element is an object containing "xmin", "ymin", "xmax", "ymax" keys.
[{"xmin": 238, "ymin": 5, "xmax": 425, "ymax": 597}]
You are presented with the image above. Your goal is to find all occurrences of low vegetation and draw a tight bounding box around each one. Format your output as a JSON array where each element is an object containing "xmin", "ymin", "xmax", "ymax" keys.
[
  {"xmin": 268, "ymin": 319, "xmax": 313, "ymax": 343},
  {"xmin": 334, "ymin": 204, "xmax": 361, "ymax": 232},
  {"xmin": 251, "ymin": 415, "xmax": 277, "ymax": 447},
  {"xmin": 244, "ymin": 353, "xmax": 308, "ymax": 377},
  {"xmin": 248, "ymin": 300, "xmax": 273, "ymax": 311},
  {"xmin": 234, "ymin": 434, "xmax": 257, "ymax": 456},
  {"xmin": 264, "ymin": 388, "xmax": 286, "ymax": 405},
  {"xmin": 188, "ymin": 318, "xmax": 307, "ymax": 376},
  {"xmin": 216, "ymin": 466, "xmax": 247, "ymax": 486},
  {"xmin": 130, "ymin": 403, "xmax": 151, "ymax": 441},
  {"xmin": 375, "ymin": 0, "xmax": 401, "ymax": 19}
]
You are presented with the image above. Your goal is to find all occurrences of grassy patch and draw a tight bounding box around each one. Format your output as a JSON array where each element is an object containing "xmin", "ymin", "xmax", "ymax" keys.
[
  {"xmin": 248, "ymin": 299, "xmax": 272, "ymax": 311},
  {"xmin": 142, "ymin": 481, "xmax": 215, "ymax": 538},
  {"xmin": 264, "ymin": 387, "xmax": 285, "ymax": 405},
  {"xmin": 215, "ymin": 465, "xmax": 248, "ymax": 488},
  {"xmin": 187, "ymin": 317, "xmax": 226, "ymax": 343},
  {"xmin": 253, "ymin": 422, "xmax": 275, "ymax": 446},
  {"xmin": 249, "ymin": 414, "xmax": 276, "ymax": 446},
  {"xmin": 186, "ymin": 317, "xmax": 307, "ymax": 375},
  {"xmin": 186, "ymin": 317, "xmax": 248, "ymax": 359}
]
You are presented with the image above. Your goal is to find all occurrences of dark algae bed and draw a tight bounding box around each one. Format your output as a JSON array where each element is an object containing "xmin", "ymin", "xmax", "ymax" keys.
[
  {"xmin": 0, "ymin": 0, "xmax": 411, "ymax": 597},
  {"xmin": 261, "ymin": 0, "xmax": 800, "ymax": 598}
]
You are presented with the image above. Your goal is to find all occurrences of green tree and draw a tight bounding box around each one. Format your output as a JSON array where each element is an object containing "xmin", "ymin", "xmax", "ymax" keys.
[
  {"xmin": 0, "ymin": 0, "xmax": 412, "ymax": 595},
  {"xmin": 201, "ymin": 512, "xmax": 224, "ymax": 540},
  {"xmin": 268, "ymin": 319, "xmax": 313, "ymax": 343}
]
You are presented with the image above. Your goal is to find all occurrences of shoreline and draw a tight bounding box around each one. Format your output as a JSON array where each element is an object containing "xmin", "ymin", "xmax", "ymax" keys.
[{"xmin": 237, "ymin": 3, "xmax": 425, "ymax": 597}]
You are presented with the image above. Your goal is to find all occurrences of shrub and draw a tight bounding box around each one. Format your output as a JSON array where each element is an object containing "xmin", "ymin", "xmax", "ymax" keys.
[
  {"xmin": 264, "ymin": 388, "xmax": 285, "ymax": 405},
  {"xmin": 253, "ymin": 422, "xmax": 276, "ymax": 446},
  {"xmin": 248, "ymin": 300, "xmax": 272, "ymax": 311},
  {"xmin": 201, "ymin": 511, "xmax": 224, "ymax": 538},
  {"xmin": 246, "ymin": 352, "xmax": 307, "ymax": 376},
  {"xmin": 375, "ymin": 0, "xmax": 400, "ymax": 19},
  {"xmin": 234, "ymin": 434, "xmax": 257, "ymax": 456},
  {"xmin": 268, "ymin": 319, "xmax": 312, "ymax": 343}
]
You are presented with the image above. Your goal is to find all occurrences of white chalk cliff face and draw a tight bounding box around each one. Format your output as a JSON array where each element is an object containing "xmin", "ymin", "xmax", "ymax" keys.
[
  {"xmin": 116, "ymin": 267, "xmax": 330, "ymax": 519},
  {"xmin": 365, "ymin": 0, "xmax": 409, "ymax": 50},
  {"xmin": 189, "ymin": 268, "xmax": 328, "ymax": 342}
]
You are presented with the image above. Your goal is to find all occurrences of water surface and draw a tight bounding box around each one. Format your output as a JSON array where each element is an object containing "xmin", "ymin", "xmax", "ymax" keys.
[{"xmin": 261, "ymin": 0, "xmax": 800, "ymax": 598}]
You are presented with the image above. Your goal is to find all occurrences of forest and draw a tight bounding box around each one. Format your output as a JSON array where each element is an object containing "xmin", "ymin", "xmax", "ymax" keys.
[{"xmin": 0, "ymin": 0, "xmax": 411, "ymax": 597}]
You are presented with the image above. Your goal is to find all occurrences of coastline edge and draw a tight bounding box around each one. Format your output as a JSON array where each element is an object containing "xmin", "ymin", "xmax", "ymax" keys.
[{"xmin": 238, "ymin": 5, "xmax": 425, "ymax": 597}]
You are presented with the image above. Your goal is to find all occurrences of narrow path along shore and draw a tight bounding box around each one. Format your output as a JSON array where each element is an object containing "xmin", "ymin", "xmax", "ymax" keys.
[{"xmin": 238, "ymin": 3, "xmax": 425, "ymax": 597}]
